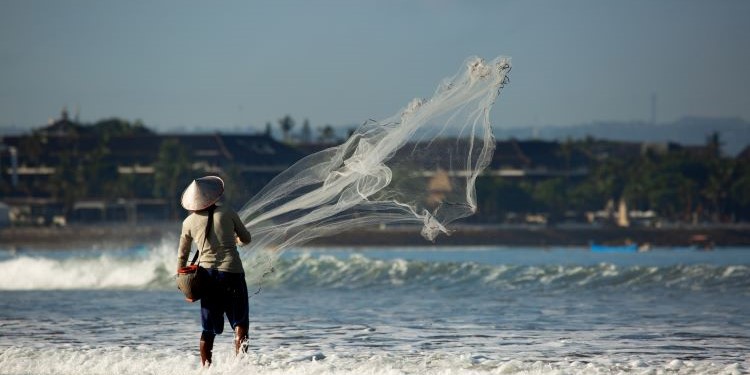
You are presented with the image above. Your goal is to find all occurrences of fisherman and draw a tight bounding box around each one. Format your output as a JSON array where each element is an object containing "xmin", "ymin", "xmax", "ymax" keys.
[{"xmin": 177, "ymin": 176, "xmax": 252, "ymax": 367}]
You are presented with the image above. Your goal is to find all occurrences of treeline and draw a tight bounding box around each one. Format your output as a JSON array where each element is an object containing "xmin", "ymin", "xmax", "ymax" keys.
[
  {"xmin": 474, "ymin": 142, "xmax": 750, "ymax": 224},
  {"xmin": 3, "ymin": 115, "xmax": 750, "ymax": 224}
]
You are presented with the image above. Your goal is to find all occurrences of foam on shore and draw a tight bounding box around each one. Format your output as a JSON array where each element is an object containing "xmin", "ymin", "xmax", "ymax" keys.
[{"xmin": 1, "ymin": 345, "xmax": 745, "ymax": 375}]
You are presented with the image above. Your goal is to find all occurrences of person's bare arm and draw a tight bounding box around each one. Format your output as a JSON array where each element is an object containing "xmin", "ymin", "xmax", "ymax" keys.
[{"xmin": 233, "ymin": 211, "xmax": 252, "ymax": 246}]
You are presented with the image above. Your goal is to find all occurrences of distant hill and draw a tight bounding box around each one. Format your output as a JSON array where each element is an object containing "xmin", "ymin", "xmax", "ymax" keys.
[{"xmin": 495, "ymin": 117, "xmax": 750, "ymax": 156}]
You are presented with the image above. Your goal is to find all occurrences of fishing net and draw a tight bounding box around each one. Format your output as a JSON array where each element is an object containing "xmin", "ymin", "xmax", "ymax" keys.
[{"xmin": 238, "ymin": 56, "xmax": 511, "ymax": 285}]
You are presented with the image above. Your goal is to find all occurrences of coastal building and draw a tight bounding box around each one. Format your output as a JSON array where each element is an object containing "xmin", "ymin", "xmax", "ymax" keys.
[
  {"xmin": 0, "ymin": 111, "xmax": 304, "ymax": 225},
  {"xmin": 489, "ymin": 139, "xmax": 593, "ymax": 178},
  {"xmin": 0, "ymin": 110, "xmax": 725, "ymax": 226}
]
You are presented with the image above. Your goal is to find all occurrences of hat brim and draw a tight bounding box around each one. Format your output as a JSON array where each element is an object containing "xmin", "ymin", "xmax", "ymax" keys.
[{"xmin": 180, "ymin": 176, "xmax": 225, "ymax": 211}]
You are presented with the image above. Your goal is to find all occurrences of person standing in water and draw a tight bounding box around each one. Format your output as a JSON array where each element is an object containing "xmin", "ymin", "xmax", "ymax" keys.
[{"xmin": 177, "ymin": 176, "xmax": 252, "ymax": 367}]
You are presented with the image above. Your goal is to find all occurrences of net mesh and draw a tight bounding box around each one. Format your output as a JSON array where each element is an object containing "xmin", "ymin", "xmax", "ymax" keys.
[{"xmin": 238, "ymin": 56, "xmax": 511, "ymax": 285}]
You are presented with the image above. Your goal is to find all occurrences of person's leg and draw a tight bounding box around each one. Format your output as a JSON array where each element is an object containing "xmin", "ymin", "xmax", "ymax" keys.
[
  {"xmin": 234, "ymin": 324, "xmax": 249, "ymax": 354},
  {"xmin": 199, "ymin": 269, "xmax": 224, "ymax": 366},
  {"xmin": 201, "ymin": 270, "xmax": 226, "ymax": 335},
  {"xmin": 200, "ymin": 331, "xmax": 215, "ymax": 366},
  {"xmin": 224, "ymin": 272, "xmax": 250, "ymax": 355}
]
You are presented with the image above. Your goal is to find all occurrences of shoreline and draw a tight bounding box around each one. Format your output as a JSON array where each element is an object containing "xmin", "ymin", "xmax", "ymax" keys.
[{"xmin": 2, "ymin": 223, "xmax": 749, "ymax": 250}]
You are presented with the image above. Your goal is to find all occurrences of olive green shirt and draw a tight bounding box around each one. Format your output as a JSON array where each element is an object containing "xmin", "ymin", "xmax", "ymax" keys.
[{"xmin": 177, "ymin": 204, "xmax": 252, "ymax": 273}]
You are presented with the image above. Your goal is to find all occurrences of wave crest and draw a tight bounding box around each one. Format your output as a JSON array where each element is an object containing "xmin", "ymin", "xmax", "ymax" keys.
[
  {"xmin": 1, "ymin": 247, "xmax": 747, "ymax": 292},
  {"xmin": 264, "ymin": 254, "xmax": 750, "ymax": 292}
]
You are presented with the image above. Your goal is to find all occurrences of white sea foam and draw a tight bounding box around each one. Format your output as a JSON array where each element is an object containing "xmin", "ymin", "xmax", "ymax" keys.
[
  {"xmin": 2, "ymin": 248, "xmax": 748, "ymax": 374},
  {"xmin": 0, "ymin": 345, "xmax": 744, "ymax": 375},
  {"xmin": 0, "ymin": 240, "xmax": 175, "ymax": 290}
]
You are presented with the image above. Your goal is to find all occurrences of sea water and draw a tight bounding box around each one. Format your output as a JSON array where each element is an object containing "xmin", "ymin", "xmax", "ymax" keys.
[{"xmin": 0, "ymin": 242, "xmax": 748, "ymax": 374}]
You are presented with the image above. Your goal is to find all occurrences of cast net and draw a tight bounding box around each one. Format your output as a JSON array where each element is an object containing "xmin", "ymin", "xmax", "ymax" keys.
[{"xmin": 238, "ymin": 56, "xmax": 511, "ymax": 286}]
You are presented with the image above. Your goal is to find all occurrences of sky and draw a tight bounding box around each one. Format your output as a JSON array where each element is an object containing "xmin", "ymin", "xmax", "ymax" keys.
[{"xmin": 1, "ymin": 0, "xmax": 749, "ymax": 134}]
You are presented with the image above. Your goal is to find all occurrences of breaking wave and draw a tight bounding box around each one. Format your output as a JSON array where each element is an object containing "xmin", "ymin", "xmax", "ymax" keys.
[
  {"xmin": 1, "ymin": 245, "xmax": 747, "ymax": 293},
  {"xmin": 0, "ymin": 242, "xmax": 175, "ymax": 291},
  {"xmin": 261, "ymin": 253, "xmax": 750, "ymax": 293}
]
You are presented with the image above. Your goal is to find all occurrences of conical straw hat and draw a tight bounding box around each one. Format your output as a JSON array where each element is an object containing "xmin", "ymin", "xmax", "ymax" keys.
[{"xmin": 180, "ymin": 176, "xmax": 225, "ymax": 211}]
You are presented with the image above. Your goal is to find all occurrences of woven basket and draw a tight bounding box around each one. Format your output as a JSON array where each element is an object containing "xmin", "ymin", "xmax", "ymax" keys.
[{"xmin": 177, "ymin": 265, "xmax": 206, "ymax": 302}]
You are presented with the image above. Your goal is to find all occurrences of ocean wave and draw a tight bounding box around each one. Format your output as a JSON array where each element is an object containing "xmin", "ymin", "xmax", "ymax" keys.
[
  {"xmin": 263, "ymin": 253, "xmax": 750, "ymax": 293},
  {"xmin": 0, "ymin": 246, "xmax": 748, "ymax": 293},
  {"xmin": 0, "ymin": 241, "xmax": 176, "ymax": 291}
]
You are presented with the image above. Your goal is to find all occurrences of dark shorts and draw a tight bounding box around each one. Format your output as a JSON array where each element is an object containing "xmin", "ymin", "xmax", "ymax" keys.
[{"xmin": 200, "ymin": 269, "xmax": 249, "ymax": 335}]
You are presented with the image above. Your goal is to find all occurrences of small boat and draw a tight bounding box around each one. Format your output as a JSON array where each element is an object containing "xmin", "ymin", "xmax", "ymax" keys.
[
  {"xmin": 688, "ymin": 234, "xmax": 715, "ymax": 251},
  {"xmin": 590, "ymin": 243, "xmax": 639, "ymax": 253}
]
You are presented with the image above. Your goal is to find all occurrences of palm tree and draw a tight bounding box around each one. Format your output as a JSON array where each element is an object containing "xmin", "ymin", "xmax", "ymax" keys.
[
  {"xmin": 153, "ymin": 139, "xmax": 191, "ymax": 219},
  {"xmin": 318, "ymin": 125, "xmax": 336, "ymax": 143},
  {"xmin": 301, "ymin": 118, "xmax": 312, "ymax": 144},
  {"xmin": 701, "ymin": 159, "xmax": 734, "ymax": 221},
  {"xmin": 278, "ymin": 115, "xmax": 295, "ymax": 143}
]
